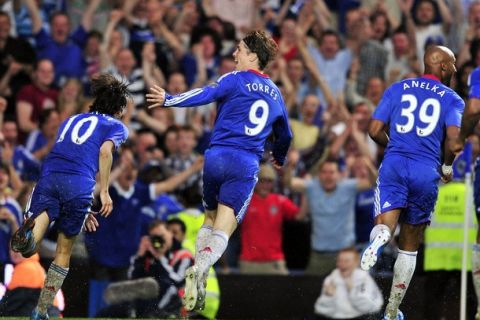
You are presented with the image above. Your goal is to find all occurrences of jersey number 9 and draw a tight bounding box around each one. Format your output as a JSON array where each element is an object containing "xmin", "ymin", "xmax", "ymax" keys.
[{"xmin": 245, "ymin": 99, "xmax": 269, "ymax": 136}]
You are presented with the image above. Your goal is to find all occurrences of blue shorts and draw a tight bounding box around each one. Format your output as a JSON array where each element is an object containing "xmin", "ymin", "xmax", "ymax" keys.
[
  {"xmin": 202, "ymin": 147, "xmax": 259, "ymax": 223},
  {"xmin": 375, "ymin": 156, "xmax": 440, "ymax": 225},
  {"xmin": 26, "ymin": 173, "xmax": 95, "ymax": 236}
]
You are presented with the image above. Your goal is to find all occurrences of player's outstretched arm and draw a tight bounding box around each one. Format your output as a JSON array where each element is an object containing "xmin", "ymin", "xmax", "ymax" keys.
[
  {"xmin": 98, "ymin": 140, "xmax": 114, "ymax": 217},
  {"xmin": 146, "ymin": 72, "xmax": 235, "ymax": 109},
  {"xmin": 368, "ymin": 119, "xmax": 389, "ymax": 148}
]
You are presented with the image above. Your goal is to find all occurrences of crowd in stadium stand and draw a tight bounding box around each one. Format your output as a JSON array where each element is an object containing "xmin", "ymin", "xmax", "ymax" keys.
[{"xmin": 0, "ymin": 0, "xmax": 479, "ymax": 318}]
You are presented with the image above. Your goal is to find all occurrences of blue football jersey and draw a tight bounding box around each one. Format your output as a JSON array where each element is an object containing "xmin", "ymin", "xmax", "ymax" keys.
[
  {"xmin": 42, "ymin": 112, "xmax": 128, "ymax": 181},
  {"xmin": 373, "ymin": 75, "xmax": 464, "ymax": 166},
  {"xmin": 468, "ymin": 67, "xmax": 480, "ymax": 99},
  {"xmin": 164, "ymin": 70, "xmax": 292, "ymax": 164}
]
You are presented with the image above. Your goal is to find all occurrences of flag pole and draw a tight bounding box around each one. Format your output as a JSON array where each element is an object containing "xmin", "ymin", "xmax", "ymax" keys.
[{"xmin": 460, "ymin": 142, "xmax": 473, "ymax": 320}]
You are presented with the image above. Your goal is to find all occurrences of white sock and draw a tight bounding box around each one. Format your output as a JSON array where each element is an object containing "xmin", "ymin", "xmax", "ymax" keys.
[
  {"xmin": 385, "ymin": 249, "xmax": 417, "ymax": 319},
  {"xmin": 195, "ymin": 225, "xmax": 213, "ymax": 260},
  {"xmin": 195, "ymin": 229, "xmax": 229, "ymax": 277},
  {"xmin": 370, "ymin": 224, "xmax": 391, "ymax": 242},
  {"xmin": 473, "ymin": 244, "xmax": 480, "ymax": 312}
]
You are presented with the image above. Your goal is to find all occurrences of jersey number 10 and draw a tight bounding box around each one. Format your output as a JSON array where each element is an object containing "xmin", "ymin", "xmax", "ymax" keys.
[
  {"xmin": 57, "ymin": 115, "xmax": 99, "ymax": 145},
  {"xmin": 395, "ymin": 94, "xmax": 440, "ymax": 137}
]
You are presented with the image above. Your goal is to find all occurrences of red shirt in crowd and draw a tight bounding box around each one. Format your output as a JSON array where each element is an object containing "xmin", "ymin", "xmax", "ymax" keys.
[
  {"xmin": 240, "ymin": 193, "xmax": 300, "ymax": 262},
  {"xmin": 16, "ymin": 83, "xmax": 58, "ymax": 124}
]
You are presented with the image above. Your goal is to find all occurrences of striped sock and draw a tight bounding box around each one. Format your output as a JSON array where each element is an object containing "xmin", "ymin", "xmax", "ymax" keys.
[{"xmin": 37, "ymin": 263, "xmax": 69, "ymax": 315}]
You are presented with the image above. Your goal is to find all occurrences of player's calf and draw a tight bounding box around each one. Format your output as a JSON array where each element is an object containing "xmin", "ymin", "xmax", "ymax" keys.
[
  {"xmin": 361, "ymin": 224, "xmax": 391, "ymax": 271},
  {"xmin": 11, "ymin": 218, "xmax": 37, "ymax": 258}
]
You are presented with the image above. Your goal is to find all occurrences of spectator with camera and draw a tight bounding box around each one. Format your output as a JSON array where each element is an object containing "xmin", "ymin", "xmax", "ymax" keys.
[{"xmin": 130, "ymin": 220, "xmax": 193, "ymax": 318}]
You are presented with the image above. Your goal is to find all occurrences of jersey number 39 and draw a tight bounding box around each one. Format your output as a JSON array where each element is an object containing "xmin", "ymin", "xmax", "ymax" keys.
[
  {"xmin": 245, "ymin": 99, "xmax": 269, "ymax": 136},
  {"xmin": 395, "ymin": 94, "xmax": 440, "ymax": 137}
]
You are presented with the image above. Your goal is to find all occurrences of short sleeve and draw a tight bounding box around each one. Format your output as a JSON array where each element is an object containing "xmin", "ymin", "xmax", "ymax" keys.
[
  {"xmin": 469, "ymin": 68, "xmax": 480, "ymax": 99},
  {"xmin": 445, "ymin": 94, "xmax": 465, "ymax": 127},
  {"xmin": 106, "ymin": 121, "xmax": 129, "ymax": 149},
  {"xmin": 372, "ymin": 87, "xmax": 393, "ymax": 123},
  {"xmin": 340, "ymin": 178, "xmax": 358, "ymax": 196}
]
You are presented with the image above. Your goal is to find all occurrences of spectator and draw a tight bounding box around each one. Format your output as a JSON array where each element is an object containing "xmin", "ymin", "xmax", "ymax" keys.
[
  {"xmin": 0, "ymin": 161, "xmax": 22, "ymax": 282},
  {"xmin": 23, "ymin": 0, "xmax": 101, "ymax": 85},
  {"xmin": 25, "ymin": 109, "xmax": 60, "ymax": 162},
  {"xmin": 165, "ymin": 125, "xmax": 203, "ymax": 200},
  {"xmin": 0, "ymin": 11, "xmax": 36, "ymax": 114},
  {"xmin": 15, "ymin": 59, "xmax": 58, "ymax": 140},
  {"xmin": 411, "ymin": 0, "xmax": 452, "ymax": 64},
  {"xmin": 1, "ymin": 118, "xmax": 40, "ymax": 182},
  {"xmin": 0, "ymin": 251, "xmax": 63, "ymax": 317},
  {"xmin": 166, "ymin": 217, "xmax": 220, "ymax": 320},
  {"xmin": 130, "ymin": 220, "xmax": 193, "ymax": 318},
  {"xmin": 239, "ymin": 164, "xmax": 302, "ymax": 275},
  {"xmin": 85, "ymin": 149, "xmax": 203, "ymax": 316},
  {"xmin": 285, "ymin": 159, "xmax": 376, "ymax": 276},
  {"xmin": 289, "ymin": 95, "xmax": 321, "ymax": 152},
  {"xmin": 57, "ymin": 78, "xmax": 87, "ymax": 121},
  {"xmin": 313, "ymin": 248, "xmax": 383, "ymax": 320},
  {"xmin": 307, "ymin": 30, "xmax": 353, "ymax": 102}
]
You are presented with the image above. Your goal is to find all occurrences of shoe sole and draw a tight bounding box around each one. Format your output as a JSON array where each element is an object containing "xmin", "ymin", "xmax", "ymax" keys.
[
  {"xmin": 11, "ymin": 218, "xmax": 35, "ymax": 255},
  {"xmin": 183, "ymin": 266, "xmax": 199, "ymax": 311},
  {"xmin": 361, "ymin": 229, "xmax": 390, "ymax": 271}
]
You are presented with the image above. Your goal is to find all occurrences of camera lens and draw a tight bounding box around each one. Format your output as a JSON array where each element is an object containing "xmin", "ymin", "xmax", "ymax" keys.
[{"xmin": 150, "ymin": 235, "xmax": 165, "ymax": 250}]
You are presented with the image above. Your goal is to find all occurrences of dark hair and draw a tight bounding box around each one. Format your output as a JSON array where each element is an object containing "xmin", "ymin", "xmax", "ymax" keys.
[
  {"xmin": 370, "ymin": 10, "xmax": 391, "ymax": 41},
  {"xmin": 167, "ymin": 218, "xmax": 187, "ymax": 234},
  {"xmin": 0, "ymin": 161, "xmax": 10, "ymax": 177},
  {"xmin": 33, "ymin": 58, "xmax": 53, "ymax": 71},
  {"xmin": 242, "ymin": 30, "xmax": 278, "ymax": 70},
  {"xmin": 190, "ymin": 27, "xmax": 222, "ymax": 56},
  {"xmin": 87, "ymin": 30, "xmax": 103, "ymax": 42},
  {"xmin": 319, "ymin": 29, "xmax": 341, "ymax": 47},
  {"xmin": 0, "ymin": 11, "xmax": 10, "ymax": 21},
  {"xmin": 89, "ymin": 73, "xmax": 131, "ymax": 116},
  {"xmin": 38, "ymin": 109, "xmax": 58, "ymax": 129},
  {"xmin": 49, "ymin": 11, "xmax": 69, "ymax": 24},
  {"xmin": 148, "ymin": 219, "xmax": 166, "ymax": 232}
]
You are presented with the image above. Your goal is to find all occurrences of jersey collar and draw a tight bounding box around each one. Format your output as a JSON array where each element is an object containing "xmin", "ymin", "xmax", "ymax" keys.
[
  {"xmin": 422, "ymin": 74, "xmax": 441, "ymax": 82},
  {"xmin": 248, "ymin": 69, "xmax": 269, "ymax": 78}
]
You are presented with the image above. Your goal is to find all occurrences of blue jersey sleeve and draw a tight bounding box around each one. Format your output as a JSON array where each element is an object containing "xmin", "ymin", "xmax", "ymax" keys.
[
  {"xmin": 271, "ymin": 98, "xmax": 293, "ymax": 166},
  {"xmin": 373, "ymin": 87, "xmax": 393, "ymax": 123},
  {"xmin": 164, "ymin": 72, "xmax": 237, "ymax": 107},
  {"xmin": 445, "ymin": 95, "xmax": 465, "ymax": 127},
  {"xmin": 469, "ymin": 68, "xmax": 480, "ymax": 99},
  {"xmin": 106, "ymin": 121, "xmax": 129, "ymax": 149}
]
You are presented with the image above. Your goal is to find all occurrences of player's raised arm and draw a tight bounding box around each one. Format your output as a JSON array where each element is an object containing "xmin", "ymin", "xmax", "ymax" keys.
[
  {"xmin": 98, "ymin": 140, "xmax": 114, "ymax": 217},
  {"xmin": 146, "ymin": 72, "xmax": 236, "ymax": 109}
]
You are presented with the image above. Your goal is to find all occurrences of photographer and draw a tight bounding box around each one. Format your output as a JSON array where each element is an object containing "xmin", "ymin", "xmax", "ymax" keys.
[{"xmin": 130, "ymin": 219, "xmax": 193, "ymax": 318}]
